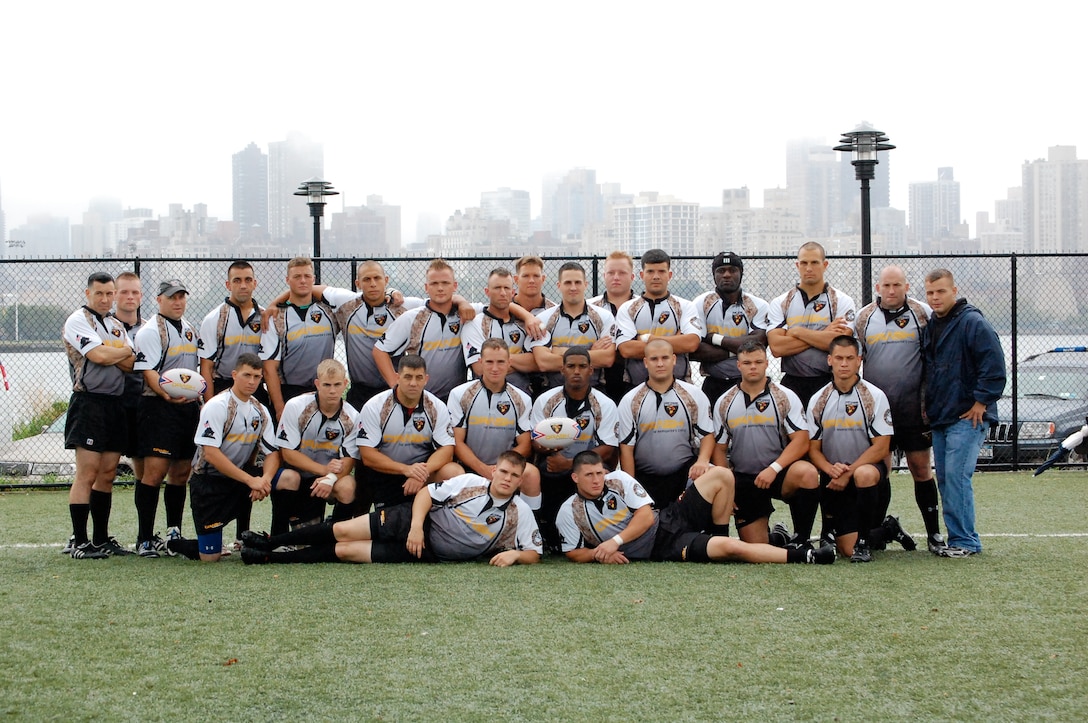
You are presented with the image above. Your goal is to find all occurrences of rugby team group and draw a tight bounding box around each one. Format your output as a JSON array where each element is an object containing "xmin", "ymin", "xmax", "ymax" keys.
[{"xmin": 60, "ymin": 243, "xmax": 1006, "ymax": 567}]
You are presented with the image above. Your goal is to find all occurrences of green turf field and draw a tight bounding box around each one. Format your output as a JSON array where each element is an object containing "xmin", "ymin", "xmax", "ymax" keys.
[{"xmin": 2, "ymin": 472, "xmax": 1086, "ymax": 721}]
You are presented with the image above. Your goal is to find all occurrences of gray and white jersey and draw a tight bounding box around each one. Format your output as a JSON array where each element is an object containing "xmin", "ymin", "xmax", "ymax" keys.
[
  {"xmin": 690, "ymin": 290, "xmax": 768, "ymax": 380},
  {"xmin": 192, "ymin": 389, "xmax": 277, "ymax": 475},
  {"xmin": 614, "ymin": 293, "xmax": 702, "ymax": 385},
  {"xmin": 555, "ymin": 470, "xmax": 658, "ymax": 559},
  {"xmin": 260, "ymin": 301, "xmax": 339, "ymax": 387},
  {"xmin": 714, "ymin": 380, "xmax": 807, "ymax": 475},
  {"xmin": 531, "ymin": 387, "xmax": 619, "ymax": 460},
  {"xmin": 276, "ymin": 392, "xmax": 360, "ymax": 466},
  {"xmin": 447, "ymin": 380, "xmax": 531, "ymax": 466},
  {"xmin": 426, "ymin": 474, "xmax": 543, "ymax": 561},
  {"xmin": 461, "ymin": 308, "xmax": 533, "ymax": 395},
  {"xmin": 63, "ymin": 306, "xmax": 132, "ymax": 395},
  {"xmin": 855, "ymin": 297, "xmax": 931, "ymax": 425},
  {"xmin": 525, "ymin": 302, "xmax": 616, "ymax": 390},
  {"xmin": 376, "ymin": 303, "xmax": 468, "ymax": 401},
  {"xmin": 764, "ymin": 284, "xmax": 856, "ymax": 378},
  {"xmin": 618, "ymin": 380, "xmax": 713, "ymax": 476},
  {"xmin": 323, "ymin": 286, "xmax": 422, "ymax": 387},
  {"xmin": 356, "ymin": 389, "xmax": 455, "ymax": 465},
  {"xmin": 808, "ymin": 379, "xmax": 894, "ymax": 465},
  {"xmin": 198, "ymin": 299, "xmax": 263, "ymax": 382},
  {"xmin": 133, "ymin": 314, "xmax": 203, "ymax": 394}
]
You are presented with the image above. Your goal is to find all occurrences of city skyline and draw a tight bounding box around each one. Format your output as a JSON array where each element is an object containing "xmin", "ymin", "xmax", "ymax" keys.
[{"xmin": 1, "ymin": 2, "xmax": 1083, "ymax": 248}]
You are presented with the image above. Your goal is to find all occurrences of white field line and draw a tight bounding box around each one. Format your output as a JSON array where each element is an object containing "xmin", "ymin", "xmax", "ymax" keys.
[{"xmin": 4, "ymin": 532, "xmax": 1088, "ymax": 550}]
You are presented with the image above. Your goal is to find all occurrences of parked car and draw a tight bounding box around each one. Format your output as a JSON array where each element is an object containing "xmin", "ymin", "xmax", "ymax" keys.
[
  {"xmin": 981, "ymin": 347, "xmax": 1088, "ymax": 465},
  {"xmin": 0, "ymin": 412, "xmax": 133, "ymax": 479}
]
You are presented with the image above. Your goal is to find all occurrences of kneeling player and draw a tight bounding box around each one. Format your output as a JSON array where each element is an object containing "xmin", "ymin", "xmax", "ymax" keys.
[
  {"xmin": 169, "ymin": 353, "xmax": 280, "ymax": 562},
  {"xmin": 556, "ymin": 451, "xmax": 834, "ymax": 564},
  {"xmin": 241, "ymin": 451, "xmax": 542, "ymax": 566}
]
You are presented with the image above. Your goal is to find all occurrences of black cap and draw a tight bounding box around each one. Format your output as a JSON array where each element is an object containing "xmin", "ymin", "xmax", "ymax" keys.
[
  {"xmin": 158, "ymin": 279, "xmax": 189, "ymax": 296},
  {"xmin": 712, "ymin": 252, "xmax": 743, "ymax": 273}
]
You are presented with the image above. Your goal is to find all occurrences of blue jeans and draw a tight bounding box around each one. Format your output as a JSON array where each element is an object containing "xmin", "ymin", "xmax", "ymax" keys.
[{"xmin": 932, "ymin": 418, "xmax": 986, "ymax": 552}]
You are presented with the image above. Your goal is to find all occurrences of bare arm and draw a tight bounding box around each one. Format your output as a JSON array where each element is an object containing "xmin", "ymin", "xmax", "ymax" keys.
[
  {"xmin": 619, "ymin": 444, "xmax": 636, "ymax": 477},
  {"xmin": 86, "ymin": 345, "xmax": 134, "ymax": 367},
  {"xmin": 202, "ymin": 446, "xmax": 272, "ymax": 501},
  {"xmin": 199, "ymin": 358, "xmax": 216, "ymax": 402},
  {"xmin": 262, "ymin": 360, "xmax": 285, "ymax": 417},
  {"xmin": 373, "ymin": 349, "xmax": 398, "ymax": 389},
  {"xmin": 454, "ymin": 428, "xmax": 493, "ymax": 478}
]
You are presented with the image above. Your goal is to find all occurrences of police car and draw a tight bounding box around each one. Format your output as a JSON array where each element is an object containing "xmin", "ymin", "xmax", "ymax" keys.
[{"xmin": 0, "ymin": 412, "xmax": 133, "ymax": 480}]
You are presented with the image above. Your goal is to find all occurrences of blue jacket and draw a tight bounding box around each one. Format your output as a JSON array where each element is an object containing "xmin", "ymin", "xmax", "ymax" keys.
[{"xmin": 922, "ymin": 299, "xmax": 1006, "ymax": 428}]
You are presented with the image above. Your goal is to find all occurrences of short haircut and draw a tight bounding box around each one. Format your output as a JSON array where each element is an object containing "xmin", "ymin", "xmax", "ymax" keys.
[
  {"xmin": 287, "ymin": 256, "xmax": 313, "ymax": 271},
  {"xmin": 926, "ymin": 268, "xmax": 955, "ymax": 284},
  {"xmin": 87, "ymin": 271, "xmax": 114, "ymax": 288},
  {"xmin": 398, "ymin": 354, "xmax": 427, "ymax": 373},
  {"xmin": 798, "ymin": 241, "xmax": 826, "ymax": 259},
  {"xmin": 115, "ymin": 271, "xmax": 140, "ymax": 283},
  {"xmin": 606, "ymin": 250, "xmax": 634, "ymax": 269},
  {"xmin": 488, "ymin": 267, "xmax": 513, "ymax": 281},
  {"xmin": 563, "ymin": 346, "xmax": 591, "ymax": 364},
  {"xmin": 480, "ymin": 338, "xmax": 510, "ymax": 355},
  {"xmin": 736, "ymin": 339, "xmax": 767, "ymax": 356},
  {"xmin": 515, "ymin": 255, "xmax": 544, "ymax": 272},
  {"xmin": 641, "ymin": 249, "xmax": 671, "ymax": 267},
  {"xmin": 428, "ymin": 258, "xmax": 454, "ymax": 275},
  {"xmin": 496, "ymin": 450, "xmax": 528, "ymax": 472},
  {"xmin": 235, "ymin": 352, "xmax": 263, "ymax": 371},
  {"xmin": 558, "ymin": 261, "xmax": 586, "ymax": 278},
  {"xmin": 316, "ymin": 358, "xmax": 347, "ymax": 380},
  {"xmin": 829, "ymin": 335, "xmax": 860, "ymax": 354},
  {"xmin": 228, "ymin": 260, "xmax": 253, "ymax": 275},
  {"xmin": 572, "ymin": 450, "xmax": 604, "ymax": 472},
  {"xmin": 644, "ymin": 337, "xmax": 674, "ymax": 355}
]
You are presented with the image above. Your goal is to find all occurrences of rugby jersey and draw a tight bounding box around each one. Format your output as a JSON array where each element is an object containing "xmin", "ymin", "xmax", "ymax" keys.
[
  {"xmin": 322, "ymin": 286, "xmax": 422, "ymax": 388},
  {"xmin": 713, "ymin": 380, "xmax": 807, "ymax": 475},
  {"xmin": 198, "ymin": 298, "xmax": 264, "ymax": 383},
  {"xmin": 425, "ymin": 474, "xmax": 543, "ymax": 561},
  {"xmin": 133, "ymin": 313, "xmax": 202, "ymax": 395},
  {"xmin": 525, "ymin": 302, "xmax": 616, "ymax": 390},
  {"xmin": 356, "ymin": 388, "xmax": 455, "ymax": 465},
  {"xmin": 555, "ymin": 470, "xmax": 658, "ymax": 559},
  {"xmin": 376, "ymin": 302, "xmax": 468, "ymax": 400},
  {"xmin": 530, "ymin": 387, "xmax": 619, "ymax": 460},
  {"xmin": 689, "ymin": 290, "xmax": 768, "ymax": 381},
  {"xmin": 614, "ymin": 293, "xmax": 702, "ymax": 385},
  {"xmin": 461, "ymin": 307, "xmax": 533, "ymax": 394},
  {"xmin": 764, "ymin": 284, "xmax": 856, "ymax": 378},
  {"xmin": 808, "ymin": 378, "xmax": 894, "ymax": 465},
  {"xmin": 447, "ymin": 379, "xmax": 531, "ymax": 466},
  {"xmin": 260, "ymin": 300, "xmax": 339, "ymax": 387},
  {"xmin": 618, "ymin": 380, "xmax": 713, "ymax": 476},
  {"xmin": 192, "ymin": 389, "xmax": 277, "ymax": 475},
  {"xmin": 63, "ymin": 306, "xmax": 132, "ymax": 395},
  {"xmin": 276, "ymin": 392, "xmax": 360, "ymax": 467},
  {"xmin": 855, "ymin": 297, "xmax": 931, "ymax": 423}
]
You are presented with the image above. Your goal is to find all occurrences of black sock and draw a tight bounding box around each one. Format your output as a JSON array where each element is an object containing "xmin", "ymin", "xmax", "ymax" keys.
[
  {"xmin": 134, "ymin": 483, "xmax": 160, "ymax": 543},
  {"xmin": 271, "ymin": 488, "xmax": 298, "ymax": 536},
  {"xmin": 877, "ymin": 476, "xmax": 892, "ymax": 519},
  {"xmin": 269, "ymin": 519, "xmax": 338, "ymax": 548},
  {"xmin": 789, "ymin": 487, "xmax": 820, "ymax": 542},
  {"xmin": 89, "ymin": 490, "xmax": 112, "ymax": 545},
  {"xmin": 856, "ymin": 485, "xmax": 880, "ymax": 547},
  {"xmin": 69, "ymin": 503, "xmax": 90, "ymax": 545},
  {"xmin": 298, "ymin": 494, "xmax": 327, "ymax": 526},
  {"xmin": 330, "ymin": 500, "xmax": 355, "ymax": 522},
  {"xmin": 163, "ymin": 484, "xmax": 186, "ymax": 529},
  {"xmin": 915, "ymin": 478, "xmax": 940, "ymax": 537},
  {"xmin": 271, "ymin": 544, "xmax": 341, "ymax": 564},
  {"xmin": 235, "ymin": 498, "xmax": 253, "ymax": 539},
  {"xmin": 169, "ymin": 538, "xmax": 201, "ymax": 560},
  {"xmin": 786, "ymin": 547, "xmax": 807, "ymax": 564}
]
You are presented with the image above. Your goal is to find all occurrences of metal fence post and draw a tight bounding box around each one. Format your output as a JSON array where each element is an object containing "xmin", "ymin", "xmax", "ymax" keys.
[{"xmin": 1010, "ymin": 253, "xmax": 1018, "ymax": 470}]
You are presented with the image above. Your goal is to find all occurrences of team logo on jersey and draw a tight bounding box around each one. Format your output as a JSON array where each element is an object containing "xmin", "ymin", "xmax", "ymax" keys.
[
  {"xmin": 111, "ymin": 328, "xmax": 122, "ymax": 337},
  {"xmin": 135, "ymin": 351, "xmax": 146, "ymax": 362},
  {"xmin": 278, "ymin": 429, "xmax": 288, "ymax": 440},
  {"xmin": 325, "ymin": 428, "xmax": 340, "ymax": 440},
  {"xmin": 374, "ymin": 314, "xmax": 388, "ymax": 327},
  {"xmin": 733, "ymin": 313, "xmax": 745, "ymax": 325},
  {"xmin": 576, "ymin": 417, "xmax": 590, "ymax": 430},
  {"xmin": 845, "ymin": 310, "xmax": 856, "ymax": 322},
  {"xmin": 357, "ymin": 426, "xmax": 369, "ymax": 440},
  {"xmin": 251, "ymin": 417, "xmax": 260, "ymax": 430},
  {"xmin": 185, "ymin": 330, "xmax": 194, "ymax": 341},
  {"xmin": 664, "ymin": 403, "xmax": 679, "ymax": 417},
  {"xmin": 607, "ymin": 497, "xmax": 617, "ymax": 510},
  {"xmin": 202, "ymin": 426, "xmax": 216, "ymax": 439},
  {"xmin": 509, "ymin": 331, "xmax": 521, "ymax": 344},
  {"xmin": 467, "ymin": 345, "xmax": 479, "ymax": 358},
  {"xmin": 884, "ymin": 409, "xmax": 893, "ymax": 426},
  {"xmin": 310, "ymin": 310, "xmax": 323, "ymax": 324},
  {"xmin": 894, "ymin": 317, "xmax": 909, "ymax": 329},
  {"xmin": 845, "ymin": 403, "xmax": 858, "ymax": 416},
  {"xmin": 813, "ymin": 302, "xmax": 826, "ymax": 313},
  {"xmin": 531, "ymin": 529, "xmax": 543, "ymax": 547},
  {"xmin": 657, "ymin": 312, "xmax": 670, "ymax": 324},
  {"xmin": 756, "ymin": 400, "xmax": 770, "ymax": 413},
  {"xmin": 249, "ymin": 321, "xmax": 261, "ymax": 333},
  {"xmin": 578, "ymin": 321, "xmax": 590, "ymax": 334},
  {"xmin": 78, "ymin": 335, "xmax": 91, "ymax": 348},
  {"xmin": 448, "ymin": 322, "xmax": 460, "ymax": 334},
  {"xmin": 413, "ymin": 418, "xmax": 426, "ymax": 432},
  {"xmin": 496, "ymin": 402, "xmax": 510, "ymax": 415},
  {"xmin": 633, "ymin": 483, "xmax": 648, "ymax": 497},
  {"xmin": 486, "ymin": 513, "xmax": 500, "ymax": 525}
]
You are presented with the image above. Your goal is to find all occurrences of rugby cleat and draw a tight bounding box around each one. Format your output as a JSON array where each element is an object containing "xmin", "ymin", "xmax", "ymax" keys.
[
  {"xmin": 882, "ymin": 515, "xmax": 917, "ymax": 551},
  {"xmin": 70, "ymin": 541, "xmax": 109, "ymax": 559},
  {"xmin": 240, "ymin": 530, "xmax": 272, "ymax": 551},
  {"xmin": 61, "ymin": 535, "xmax": 76, "ymax": 555},
  {"xmin": 137, "ymin": 540, "xmax": 161, "ymax": 558},
  {"xmin": 162, "ymin": 527, "xmax": 182, "ymax": 557},
  {"xmin": 937, "ymin": 545, "xmax": 978, "ymax": 558},
  {"xmin": 241, "ymin": 547, "xmax": 271, "ymax": 565},
  {"xmin": 927, "ymin": 533, "xmax": 950, "ymax": 555},
  {"xmin": 807, "ymin": 544, "xmax": 836, "ymax": 564},
  {"xmin": 101, "ymin": 537, "xmax": 135, "ymax": 557},
  {"xmin": 850, "ymin": 541, "xmax": 873, "ymax": 563},
  {"xmin": 768, "ymin": 522, "xmax": 791, "ymax": 548}
]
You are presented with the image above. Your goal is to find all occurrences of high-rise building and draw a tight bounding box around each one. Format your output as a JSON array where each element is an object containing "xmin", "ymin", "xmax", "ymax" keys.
[
  {"xmin": 788, "ymin": 136, "xmax": 891, "ymax": 239},
  {"xmin": 327, "ymin": 196, "xmax": 401, "ymax": 257},
  {"xmin": 267, "ymin": 132, "xmax": 323, "ymax": 248},
  {"xmin": 7, "ymin": 213, "xmax": 69, "ymax": 258},
  {"xmin": 70, "ymin": 197, "xmax": 122, "ymax": 257},
  {"xmin": 909, "ymin": 167, "xmax": 961, "ymax": 250},
  {"xmin": 480, "ymin": 188, "xmax": 531, "ymax": 240},
  {"xmin": 612, "ymin": 192, "xmax": 698, "ymax": 257},
  {"xmin": 233, "ymin": 142, "xmax": 268, "ymax": 239},
  {"xmin": 548, "ymin": 168, "xmax": 602, "ymax": 240},
  {"xmin": 1023, "ymin": 146, "xmax": 1088, "ymax": 253}
]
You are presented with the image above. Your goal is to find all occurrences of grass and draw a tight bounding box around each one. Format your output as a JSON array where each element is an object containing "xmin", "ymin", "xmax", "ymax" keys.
[
  {"xmin": 11, "ymin": 398, "xmax": 66, "ymax": 441},
  {"xmin": 1, "ymin": 472, "xmax": 1086, "ymax": 721}
]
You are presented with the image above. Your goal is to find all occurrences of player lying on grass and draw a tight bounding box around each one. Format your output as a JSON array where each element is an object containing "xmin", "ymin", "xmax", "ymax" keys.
[
  {"xmin": 240, "ymin": 450, "xmax": 542, "ymax": 566},
  {"xmin": 556, "ymin": 451, "xmax": 835, "ymax": 565}
]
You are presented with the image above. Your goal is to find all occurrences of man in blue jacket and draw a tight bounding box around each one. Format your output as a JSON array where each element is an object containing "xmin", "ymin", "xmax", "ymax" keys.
[{"xmin": 922, "ymin": 269, "xmax": 1006, "ymax": 557}]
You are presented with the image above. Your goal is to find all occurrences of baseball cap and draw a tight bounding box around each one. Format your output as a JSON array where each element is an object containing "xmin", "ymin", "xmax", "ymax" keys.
[
  {"xmin": 158, "ymin": 279, "xmax": 189, "ymax": 296},
  {"xmin": 711, "ymin": 251, "xmax": 744, "ymax": 273}
]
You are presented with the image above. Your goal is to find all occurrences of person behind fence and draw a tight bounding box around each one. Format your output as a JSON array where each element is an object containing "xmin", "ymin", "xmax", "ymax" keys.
[
  {"xmin": 61, "ymin": 271, "xmax": 137, "ymax": 559},
  {"xmin": 239, "ymin": 450, "xmax": 542, "ymax": 566},
  {"xmin": 921, "ymin": 268, "xmax": 1006, "ymax": 558},
  {"xmin": 556, "ymin": 451, "xmax": 835, "ymax": 565},
  {"xmin": 132, "ymin": 278, "xmax": 203, "ymax": 558},
  {"xmin": 167, "ymin": 353, "xmax": 279, "ymax": 562}
]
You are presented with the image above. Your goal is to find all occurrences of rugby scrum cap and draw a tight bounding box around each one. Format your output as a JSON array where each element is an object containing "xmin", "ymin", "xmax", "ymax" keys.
[
  {"xmin": 711, "ymin": 251, "xmax": 744, "ymax": 273},
  {"xmin": 158, "ymin": 279, "xmax": 189, "ymax": 296}
]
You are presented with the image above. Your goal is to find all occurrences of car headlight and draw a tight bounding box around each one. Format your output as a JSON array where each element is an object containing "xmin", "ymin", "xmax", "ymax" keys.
[{"xmin": 1019, "ymin": 421, "xmax": 1056, "ymax": 439}]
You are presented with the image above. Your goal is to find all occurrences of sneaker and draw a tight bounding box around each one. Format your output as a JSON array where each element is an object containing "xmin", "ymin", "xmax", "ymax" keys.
[
  {"xmin": 240, "ymin": 530, "xmax": 272, "ymax": 551},
  {"xmin": 938, "ymin": 545, "xmax": 978, "ymax": 558},
  {"xmin": 161, "ymin": 527, "xmax": 182, "ymax": 557},
  {"xmin": 807, "ymin": 544, "xmax": 836, "ymax": 565},
  {"xmin": 850, "ymin": 542, "xmax": 873, "ymax": 563},
  {"xmin": 61, "ymin": 535, "xmax": 76, "ymax": 554},
  {"xmin": 137, "ymin": 540, "xmax": 161, "ymax": 558},
  {"xmin": 241, "ymin": 547, "xmax": 270, "ymax": 565},
  {"xmin": 882, "ymin": 515, "xmax": 917, "ymax": 551},
  {"xmin": 927, "ymin": 533, "xmax": 950, "ymax": 555},
  {"xmin": 70, "ymin": 541, "xmax": 109, "ymax": 559},
  {"xmin": 101, "ymin": 537, "xmax": 135, "ymax": 557},
  {"xmin": 768, "ymin": 522, "xmax": 791, "ymax": 548}
]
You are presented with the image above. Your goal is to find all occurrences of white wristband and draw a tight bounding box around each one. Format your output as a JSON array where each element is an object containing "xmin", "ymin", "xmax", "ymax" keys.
[
  {"xmin": 639, "ymin": 333, "xmax": 650, "ymax": 343},
  {"xmin": 318, "ymin": 473, "xmax": 337, "ymax": 486},
  {"xmin": 711, "ymin": 333, "xmax": 724, "ymax": 347},
  {"xmin": 612, "ymin": 534, "xmax": 624, "ymax": 546},
  {"xmin": 769, "ymin": 461, "xmax": 783, "ymax": 474}
]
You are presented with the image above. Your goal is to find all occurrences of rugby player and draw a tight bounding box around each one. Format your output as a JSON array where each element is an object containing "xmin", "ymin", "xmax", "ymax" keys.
[{"xmin": 589, "ymin": 250, "xmax": 636, "ymax": 403}]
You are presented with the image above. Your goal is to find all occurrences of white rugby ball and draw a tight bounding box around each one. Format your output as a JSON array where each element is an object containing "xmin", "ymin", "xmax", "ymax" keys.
[
  {"xmin": 159, "ymin": 368, "xmax": 206, "ymax": 400},
  {"xmin": 532, "ymin": 416, "xmax": 580, "ymax": 450}
]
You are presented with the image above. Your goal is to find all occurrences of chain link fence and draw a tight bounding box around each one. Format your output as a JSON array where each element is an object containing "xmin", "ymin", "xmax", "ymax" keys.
[{"xmin": 2, "ymin": 252, "xmax": 1085, "ymax": 483}]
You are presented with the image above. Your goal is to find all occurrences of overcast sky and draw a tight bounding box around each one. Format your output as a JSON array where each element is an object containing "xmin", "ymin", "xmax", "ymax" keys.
[{"xmin": 1, "ymin": 1, "xmax": 1082, "ymax": 246}]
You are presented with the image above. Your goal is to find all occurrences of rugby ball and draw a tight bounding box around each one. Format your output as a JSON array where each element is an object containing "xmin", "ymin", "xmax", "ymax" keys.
[
  {"xmin": 532, "ymin": 416, "xmax": 580, "ymax": 450},
  {"xmin": 159, "ymin": 368, "xmax": 206, "ymax": 400}
]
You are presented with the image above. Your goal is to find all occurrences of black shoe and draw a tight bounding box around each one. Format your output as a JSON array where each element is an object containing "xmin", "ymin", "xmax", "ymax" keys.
[
  {"xmin": 61, "ymin": 535, "xmax": 76, "ymax": 554},
  {"xmin": 768, "ymin": 522, "xmax": 790, "ymax": 548},
  {"xmin": 100, "ymin": 537, "xmax": 135, "ymax": 557},
  {"xmin": 819, "ymin": 530, "xmax": 836, "ymax": 548},
  {"xmin": 807, "ymin": 544, "xmax": 836, "ymax": 565},
  {"xmin": 927, "ymin": 533, "xmax": 949, "ymax": 555},
  {"xmin": 241, "ymin": 547, "xmax": 271, "ymax": 565},
  {"xmin": 850, "ymin": 542, "xmax": 873, "ymax": 563},
  {"xmin": 70, "ymin": 541, "xmax": 109, "ymax": 559},
  {"xmin": 240, "ymin": 530, "xmax": 272, "ymax": 551},
  {"xmin": 882, "ymin": 515, "xmax": 917, "ymax": 551},
  {"xmin": 937, "ymin": 545, "xmax": 979, "ymax": 558}
]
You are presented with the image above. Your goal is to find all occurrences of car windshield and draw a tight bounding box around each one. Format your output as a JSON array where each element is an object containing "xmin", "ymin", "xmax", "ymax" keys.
[
  {"xmin": 1013, "ymin": 368, "xmax": 1088, "ymax": 400},
  {"xmin": 45, "ymin": 412, "xmax": 68, "ymax": 434}
]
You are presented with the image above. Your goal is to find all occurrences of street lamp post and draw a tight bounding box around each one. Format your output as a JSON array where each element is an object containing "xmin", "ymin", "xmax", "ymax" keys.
[
  {"xmin": 835, "ymin": 122, "xmax": 894, "ymax": 306},
  {"xmin": 294, "ymin": 178, "xmax": 339, "ymax": 283}
]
